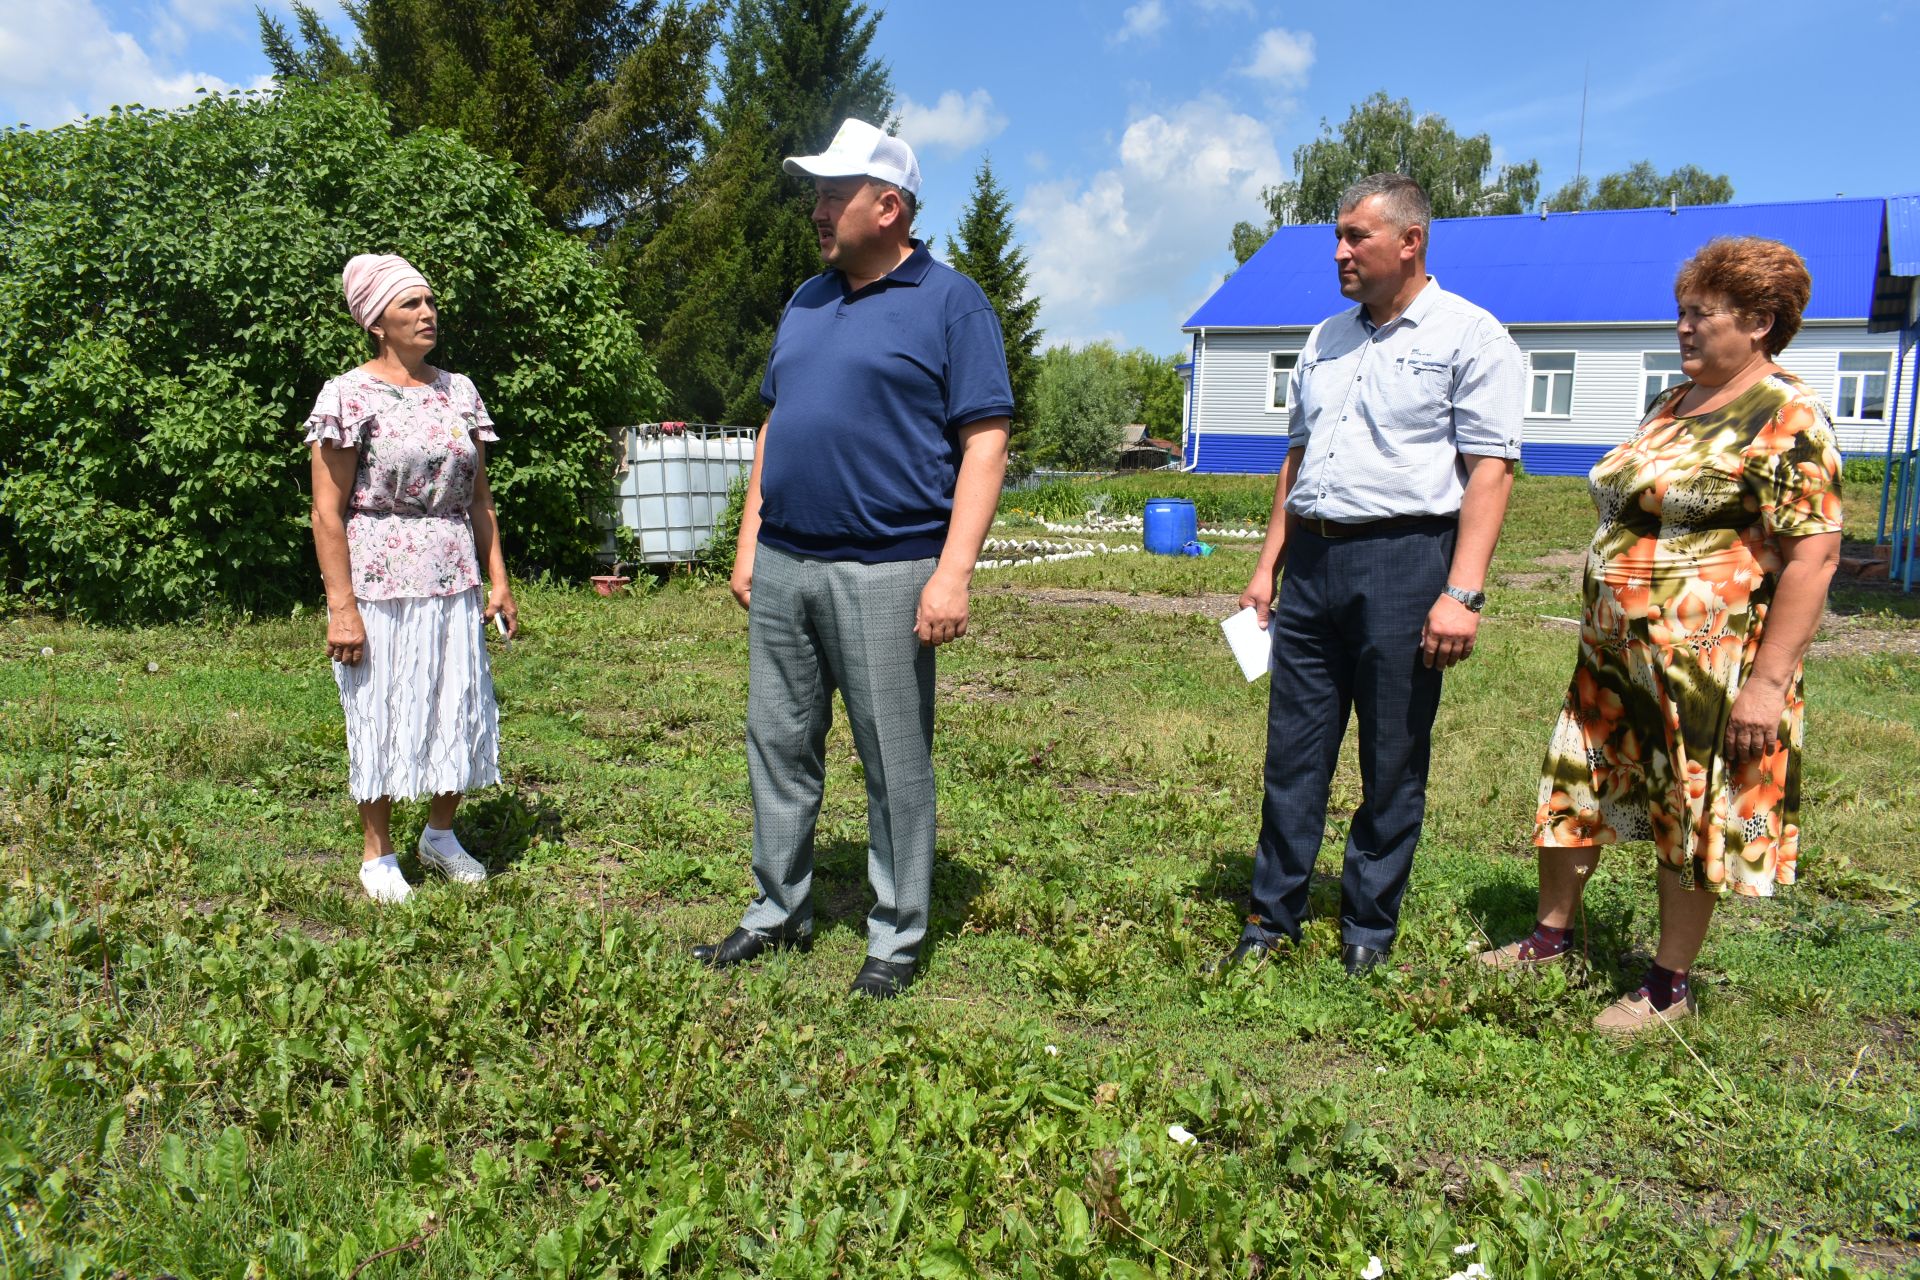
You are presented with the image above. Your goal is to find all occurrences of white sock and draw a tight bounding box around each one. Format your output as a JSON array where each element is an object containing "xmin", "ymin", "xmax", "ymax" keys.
[{"xmin": 372, "ymin": 853, "xmax": 400, "ymax": 867}]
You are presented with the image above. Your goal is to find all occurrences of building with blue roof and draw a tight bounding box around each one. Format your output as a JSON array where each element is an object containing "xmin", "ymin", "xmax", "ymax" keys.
[{"xmin": 1178, "ymin": 196, "xmax": 1915, "ymax": 477}]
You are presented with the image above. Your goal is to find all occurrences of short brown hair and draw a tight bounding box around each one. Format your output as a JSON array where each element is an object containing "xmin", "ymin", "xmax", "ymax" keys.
[
  {"xmin": 1339, "ymin": 173, "xmax": 1431, "ymax": 235},
  {"xmin": 1673, "ymin": 237, "xmax": 1811, "ymax": 357}
]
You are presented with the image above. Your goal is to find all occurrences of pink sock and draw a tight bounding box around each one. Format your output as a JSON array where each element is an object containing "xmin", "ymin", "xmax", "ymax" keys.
[{"xmin": 1518, "ymin": 922, "xmax": 1571, "ymax": 960}]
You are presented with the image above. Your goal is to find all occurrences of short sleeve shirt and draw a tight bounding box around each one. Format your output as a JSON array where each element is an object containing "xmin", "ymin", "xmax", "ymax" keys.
[
  {"xmin": 1286, "ymin": 277, "xmax": 1524, "ymax": 522},
  {"xmin": 756, "ymin": 241, "xmax": 1014, "ymax": 562},
  {"xmin": 303, "ymin": 367, "xmax": 498, "ymax": 601}
]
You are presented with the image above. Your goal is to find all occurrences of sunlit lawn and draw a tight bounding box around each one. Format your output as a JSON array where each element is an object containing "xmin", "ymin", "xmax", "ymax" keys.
[{"xmin": 2, "ymin": 476, "xmax": 1915, "ymax": 1277}]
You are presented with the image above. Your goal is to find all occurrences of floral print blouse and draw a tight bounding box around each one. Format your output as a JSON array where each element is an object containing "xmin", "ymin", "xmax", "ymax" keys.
[{"xmin": 303, "ymin": 367, "xmax": 498, "ymax": 601}]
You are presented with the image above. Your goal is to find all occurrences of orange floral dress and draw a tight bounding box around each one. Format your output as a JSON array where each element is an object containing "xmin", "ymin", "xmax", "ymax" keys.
[{"xmin": 1534, "ymin": 372, "xmax": 1843, "ymax": 895}]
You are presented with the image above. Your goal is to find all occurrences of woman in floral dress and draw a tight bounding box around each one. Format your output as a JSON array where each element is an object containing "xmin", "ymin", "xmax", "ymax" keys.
[
  {"xmin": 307, "ymin": 254, "xmax": 519, "ymax": 903},
  {"xmin": 1479, "ymin": 238, "xmax": 1843, "ymax": 1034}
]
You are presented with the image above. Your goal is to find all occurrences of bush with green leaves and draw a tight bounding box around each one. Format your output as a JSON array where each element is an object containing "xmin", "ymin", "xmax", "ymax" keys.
[
  {"xmin": 1029, "ymin": 344, "xmax": 1139, "ymax": 470},
  {"xmin": 0, "ymin": 83, "xmax": 661, "ymax": 621}
]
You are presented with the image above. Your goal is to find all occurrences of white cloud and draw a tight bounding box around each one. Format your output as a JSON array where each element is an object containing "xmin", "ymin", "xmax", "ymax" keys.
[
  {"xmin": 1192, "ymin": 0, "xmax": 1255, "ymax": 11},
  {"xmin": 0, "ymin": 0, "xmax": 272, "ymax": 128},
  {"xmin": 1239, "ymin": 27, "xmax": 1316, "ymax": 88},
  {"xmin": 1115, "ymin": 1, "xmax": 1168, "ymax": 42},
  {"xmin": 896, "ymin": 89, "xmax": 1007, "ymax": 155},
  {"xmin": 1018, "ymin": 98, "xmax": 1284, "ymax": 346},
  {"xmin": 166, "ymin": 0, "xmax": 258, "ymax": 30}
]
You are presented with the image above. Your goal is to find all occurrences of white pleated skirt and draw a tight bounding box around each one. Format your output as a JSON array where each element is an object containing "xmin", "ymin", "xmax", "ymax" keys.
[{"xmin": 332, "ymin": 588, "xmax": 501, "ymax": 803}]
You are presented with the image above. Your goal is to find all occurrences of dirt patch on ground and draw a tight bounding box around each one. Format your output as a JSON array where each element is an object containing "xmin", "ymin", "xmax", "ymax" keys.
[
  {"xmin": 1518, "ymin": 611, "xmax": 1920, "ymax": 658},
  {"xmin": 1841, "ymin": 1239, "xmax": 1920, "ymax": 1275},
  {"xmin": 267, "ymin": 910, "xmax": 344, "ymax": 943},
  {"xmin": 980, "ymin": 586, "xmax": 1242, "ymax": 618},
  {"xmin": 938, "ymin": 673, "xmax": 1022, "ymax": 704},
  {"xmin": 994, "ymin": 580, "xmax": 1919, "ymax": 656},
  {"xmin": 1807, "ymin": 615, "xmax": 1920, "ymax": 659},
  {"xmin": 1865, "ymin": 1014, "xmax": 1916, "ymax": 1054},
  {"xmin": 1502, "ymin": 572, "xmax": 1560, "ymax": 590},
  {"xmin": 1534, "ymin": 549, "xmax": 1588, "ymax": 570}
]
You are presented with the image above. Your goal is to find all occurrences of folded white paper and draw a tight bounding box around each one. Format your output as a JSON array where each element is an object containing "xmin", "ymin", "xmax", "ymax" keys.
[{"xmin": 1220, "ymin": 606, "xmax": 1270, "ymax": 682}]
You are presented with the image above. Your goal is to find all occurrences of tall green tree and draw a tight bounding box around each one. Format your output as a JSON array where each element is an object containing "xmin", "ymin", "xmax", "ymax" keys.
[
  {"xmin": 1116, "ymin": 348, "xmax": 1185, "ymax": 440},
  {"xmin": 1230, "ymin": 91, "xmax": 1541, "ymax": 263},
  {"xmin": 617, "ymin": 0, "xmax": 894, "ymax": 424},
  {"xmin": 1030, "ymin": 344, "xmax": 1138, "ymax": 470},
  {"xmin": 1548, "ymin": 161, "xmax": 1734, "ymax": 212},
  {"xmin": 257, "ymin": 0, "xmax": 721, "ymax": 234},
  {"xmin": 945, "ymin": 157, "xmax": 1042, "ymax": 458},
  {"xmin": 257, "ymin": 2, "xmax": 359, "ymax": 84}
]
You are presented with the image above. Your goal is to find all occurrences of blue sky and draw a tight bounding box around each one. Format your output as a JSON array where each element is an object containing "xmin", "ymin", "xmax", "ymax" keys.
[{"xmin": 4, "ymin": 0, "xmax": 1913, "ymax": 354}]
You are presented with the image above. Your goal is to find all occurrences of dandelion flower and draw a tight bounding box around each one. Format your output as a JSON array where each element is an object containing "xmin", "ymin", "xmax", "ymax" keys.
[
  {"xmin": 40, "ymin": 647, "xmax": 53, "ymax": 657},
  {"xmin": 1167, "ymin": 1124, "xmax": 1196, "ymax": 1146},
  {"xmin": 1044, "ymin": 1044, "xmax": 1059, "ymax": 1057},
  {"xmin": 146, "ymin": 661, "xmax": 159, "ymax": 673}
]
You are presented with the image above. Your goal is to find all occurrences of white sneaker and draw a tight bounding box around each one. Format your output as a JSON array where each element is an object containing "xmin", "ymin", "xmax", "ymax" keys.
[
  {"xmin": 359, "ymin": 855, "xmax": 413, "ymax": 904},
  {"xmin": 416, "ymin": 826, "xmax": 487, "ymax": 884}
]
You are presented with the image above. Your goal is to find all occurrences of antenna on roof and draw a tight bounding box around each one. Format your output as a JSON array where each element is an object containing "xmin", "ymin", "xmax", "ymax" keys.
[
  {"xmin": 1573, "ymin": 63, "xmax": 1588, "ymax": 197},
  {"xmin": 1669, "ymin": 190, "xmax": 1677, "ymax": 214}
]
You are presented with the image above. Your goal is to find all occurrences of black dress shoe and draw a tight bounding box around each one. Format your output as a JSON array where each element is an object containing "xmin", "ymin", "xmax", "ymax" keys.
[
  {"xmin": 690, "ymin": 926, "xmax": 811, "ymax": 969},
  {"xmin": 1209, "ymin": 936, "xmax": 1282, "ymax": 974},
  {"xmin": 1341, "ymin": 943, "xmax": 1389, "ymax": 977},
  {"xmin": 850, "ymin": 957, "xmax": 915, "ymax": 999}
]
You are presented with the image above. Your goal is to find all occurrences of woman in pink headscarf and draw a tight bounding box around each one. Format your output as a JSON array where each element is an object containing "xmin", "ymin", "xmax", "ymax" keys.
[{"xmin": 305, "ymin": 254, "xmax": 519, "ymax": 903}]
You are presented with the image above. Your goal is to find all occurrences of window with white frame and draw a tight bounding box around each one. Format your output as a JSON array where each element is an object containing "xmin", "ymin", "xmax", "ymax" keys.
[
  {"xmin": 1642, "ymin": 351, "xmax": 1687, "ymax": 406},
  {"xmin": 1268, "ymin": 351, "xmax": 1299, "ymax": 411},
  {"xmin": 1835, "ymin": 352, "xmax": 1891, "ymax": 421},
  {"xmin": 1528, "ymin": 351, "xmax": 1575, "ymax": 417}
]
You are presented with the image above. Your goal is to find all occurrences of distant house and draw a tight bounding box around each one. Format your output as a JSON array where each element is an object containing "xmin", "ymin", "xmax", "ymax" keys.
[
  {"xmin": 1114, "ymin": 424, "xmax": 1177, "ymax": 470},
  {"xmin": 1178, "ymin": 196, "xmax": 1917, "ymax": 475}
]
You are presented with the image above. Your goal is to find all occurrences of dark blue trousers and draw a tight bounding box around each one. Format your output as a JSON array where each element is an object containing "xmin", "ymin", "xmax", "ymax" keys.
[{"xmin": 1243, "ymin": 520, "xmax": 1455, "ymax": 952}]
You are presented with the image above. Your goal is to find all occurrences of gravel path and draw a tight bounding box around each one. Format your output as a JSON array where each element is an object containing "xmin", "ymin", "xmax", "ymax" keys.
[
  {"xmin": 978, "ymin": 586, "xmax": 1243, "ymax": 617},
  {"xmin": 986, "ymin": 585, "xmax": 1920, "ymax": 657}
]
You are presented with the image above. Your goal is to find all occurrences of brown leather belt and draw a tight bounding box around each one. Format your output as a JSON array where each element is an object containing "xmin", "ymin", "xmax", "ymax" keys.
[{"xmin": 1296, "ymin": 514, "xmax": 1455, "ymax": 538}]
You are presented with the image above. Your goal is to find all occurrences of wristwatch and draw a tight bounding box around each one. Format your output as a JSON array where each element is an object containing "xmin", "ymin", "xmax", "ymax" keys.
[{"xmin": 1443, "ymin": 585, "xmax": 1486, "ymax": 612}]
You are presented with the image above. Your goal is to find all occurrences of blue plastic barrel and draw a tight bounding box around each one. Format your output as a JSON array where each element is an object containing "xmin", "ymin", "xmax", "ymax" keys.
[{"xmin": 1143, "ymin": 498, "xmax": 1198, "ymax": 555}]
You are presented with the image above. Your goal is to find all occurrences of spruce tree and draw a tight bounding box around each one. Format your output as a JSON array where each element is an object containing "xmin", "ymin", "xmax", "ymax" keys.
[
  {"xmin": 945, "ymin": 157, "xmax": 1043, "ymax": 458},
  {"xmin": 257, "ymin": 0, "xmax": 722, "ymax": 234},
  {"xmin": 620, "ymin": 0, "xmax": 894, "ymax": 424}
]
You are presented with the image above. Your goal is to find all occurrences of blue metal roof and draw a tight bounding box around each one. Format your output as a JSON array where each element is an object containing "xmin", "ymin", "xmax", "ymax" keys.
[{"xmin": 1187, "ymin": 196, "xmax": 1889, "ymax": 330}]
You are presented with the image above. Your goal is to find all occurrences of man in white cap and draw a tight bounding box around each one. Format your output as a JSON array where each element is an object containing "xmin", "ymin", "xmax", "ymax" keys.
[{"xmin": 691, "ymin": 118, "xmax": 1013, "ymax": 998}]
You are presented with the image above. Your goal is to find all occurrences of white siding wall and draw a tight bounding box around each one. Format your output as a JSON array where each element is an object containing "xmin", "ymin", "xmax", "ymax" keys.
[
  {"xmin": 1190, "ymin": 330, "xmax": 1310, "ymax": 438},
  {"xmin": 1507, "ymin": 326, "xmax": 1670, "ymax": 451},
  {"xmin": 1509, "ymin": 323, "xmax": 1905, "ymax": 456},
  {"xmin": 1192, "ymin": 323, "xmax": 1909, "ymax": 458}
]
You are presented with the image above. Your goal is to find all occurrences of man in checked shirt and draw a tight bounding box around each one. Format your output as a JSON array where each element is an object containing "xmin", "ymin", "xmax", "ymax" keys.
[{"xmin": 1219, "ymin": 173, "xmax": 1525, "ymax": 978}]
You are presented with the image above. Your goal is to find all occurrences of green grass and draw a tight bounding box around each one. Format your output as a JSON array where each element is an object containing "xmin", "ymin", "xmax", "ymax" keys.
[{"xmin": 2, "ymin": 476, "xmax": 1916, "ymax": 1278}]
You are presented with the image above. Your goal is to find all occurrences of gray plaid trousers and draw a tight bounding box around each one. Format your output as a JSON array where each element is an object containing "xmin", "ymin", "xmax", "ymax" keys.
[{"xmin": 739, "ymin": 545, "xmax": 938, "ymax": 963}]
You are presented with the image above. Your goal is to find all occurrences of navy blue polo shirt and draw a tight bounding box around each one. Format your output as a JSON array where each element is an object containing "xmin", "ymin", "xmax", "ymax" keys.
[{"xmin": 757, "ymin": 241, "xmax": 1014, "ymax": 563}]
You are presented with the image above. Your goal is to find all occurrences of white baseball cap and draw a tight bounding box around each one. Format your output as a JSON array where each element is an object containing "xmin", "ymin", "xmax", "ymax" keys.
[{"xmin": 782, "ymin": 118, "xmax": 921, "ymax": 198}]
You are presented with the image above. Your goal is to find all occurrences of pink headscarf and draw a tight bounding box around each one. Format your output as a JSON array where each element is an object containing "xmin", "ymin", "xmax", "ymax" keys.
[{"xmin": 341, "ymin": 254, "xmax": 430, "ymax": 331}]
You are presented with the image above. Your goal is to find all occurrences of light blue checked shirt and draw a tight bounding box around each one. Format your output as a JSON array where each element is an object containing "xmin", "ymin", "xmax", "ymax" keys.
[{"xmin": 1286, "ymin": 277, "xmax": 1523, "ymax": 523}]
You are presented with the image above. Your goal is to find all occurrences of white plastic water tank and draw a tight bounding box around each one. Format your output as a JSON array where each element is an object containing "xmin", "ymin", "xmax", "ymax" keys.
[{"xmin": 611, "ymin": 425, "xmax": 756, "ymax": 563}]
